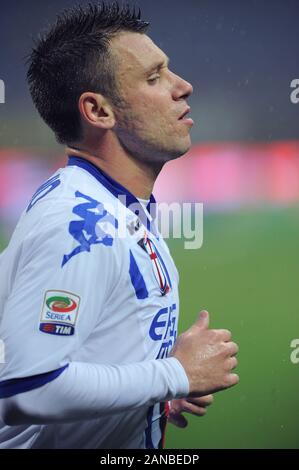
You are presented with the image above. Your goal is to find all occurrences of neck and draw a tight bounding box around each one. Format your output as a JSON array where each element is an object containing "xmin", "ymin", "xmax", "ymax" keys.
[{"xmin": 65, "ymin": 135, "xmax": 162, "ymax": 199}]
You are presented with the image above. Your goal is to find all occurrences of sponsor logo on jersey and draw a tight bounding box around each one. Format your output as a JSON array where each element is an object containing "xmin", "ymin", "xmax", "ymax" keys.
[
  {"xmin": 39, "ymin": 323, "xmax": 75, "ymax": 336},
  {"xmin": 39, "ymin": 290, "xmax": 80, "ymax": 336},
  {"xmin": 149, "ymin": 304, "xmax": 177, "ymax": 359},
  {"xmin": 138, "ymin": 233, "xmax": 171, "ymax": 296}
]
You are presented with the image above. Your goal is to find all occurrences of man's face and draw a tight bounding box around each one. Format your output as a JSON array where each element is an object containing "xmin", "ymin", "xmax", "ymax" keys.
[{"xmin": 111, "ymin": 32, "xmax": 194, "ymax": 164}]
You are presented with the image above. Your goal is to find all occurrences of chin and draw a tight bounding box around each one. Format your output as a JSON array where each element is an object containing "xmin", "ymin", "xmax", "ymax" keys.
[
  {"xmin": 136, "ymin": 137, "xmax": 192, "ymax": 165},
  {"xmin": 166, "ymin": 140, "xmax": 192, "ymax": 161}
]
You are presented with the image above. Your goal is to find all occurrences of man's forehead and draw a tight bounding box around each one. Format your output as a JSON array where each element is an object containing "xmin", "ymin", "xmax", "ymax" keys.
[{"xmin": 111, "ymin": 32, "xmax": 168, "ymax": 75}]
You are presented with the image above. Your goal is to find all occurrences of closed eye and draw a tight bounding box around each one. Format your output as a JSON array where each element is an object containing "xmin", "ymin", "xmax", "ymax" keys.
[{"xmin": 147, "ymin": 75, "xmax": 160, "ymax": 85}]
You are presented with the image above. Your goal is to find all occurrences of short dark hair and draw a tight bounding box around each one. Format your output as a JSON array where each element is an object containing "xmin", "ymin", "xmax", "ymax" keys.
[{"xmin": 27, "ymin": 2, "xmax": 149, "ymax": 144}]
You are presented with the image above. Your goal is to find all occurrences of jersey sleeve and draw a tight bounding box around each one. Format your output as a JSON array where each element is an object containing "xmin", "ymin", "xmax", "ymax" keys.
[
  {"xmin": 0, "ymin": 199, "xmax": 122, "ymax": 381},
  {"xmin": 0, "ymin": 357, "xmax": 189, "ymax": 425}
]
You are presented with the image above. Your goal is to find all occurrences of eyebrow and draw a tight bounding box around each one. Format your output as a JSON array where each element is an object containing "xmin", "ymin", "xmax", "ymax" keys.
[{"xmin": 145, "ymin": 55, "xmax": 170, "ymax": 74}]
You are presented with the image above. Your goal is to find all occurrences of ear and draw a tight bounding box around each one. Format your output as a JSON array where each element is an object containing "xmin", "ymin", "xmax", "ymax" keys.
[{"xmin": 79, "ymin": 92, "xmax": 115, "ymax": 130}]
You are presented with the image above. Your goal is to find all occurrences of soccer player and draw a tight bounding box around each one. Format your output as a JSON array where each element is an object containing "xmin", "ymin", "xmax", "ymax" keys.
[{"xmin": 0, "ymin": 3, "xmax": 239, "ymax": 449}]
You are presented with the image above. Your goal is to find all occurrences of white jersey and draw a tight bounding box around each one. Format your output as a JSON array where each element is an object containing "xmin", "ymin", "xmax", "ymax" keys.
[{"xmin": 0, "ymin": 155, "xmax": 189, "ymax": 449}]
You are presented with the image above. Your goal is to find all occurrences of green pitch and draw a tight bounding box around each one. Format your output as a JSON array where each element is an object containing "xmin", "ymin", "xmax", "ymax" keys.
[
  {"xmin": 1, "ymin": 206, "xmax": 298, "ymax": 448},
  {"xmin": 166, "ymin": 206, "xmax": 299, "ymax": 449},
  {"xmin": 0, "ymin": 235, "xmax": 6, "ymax": 252}
]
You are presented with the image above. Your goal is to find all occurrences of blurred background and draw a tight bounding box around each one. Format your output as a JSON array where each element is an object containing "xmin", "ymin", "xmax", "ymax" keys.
[{"xmin": 0, "ymin": 0, "xmax": 298, "ymax": 449}]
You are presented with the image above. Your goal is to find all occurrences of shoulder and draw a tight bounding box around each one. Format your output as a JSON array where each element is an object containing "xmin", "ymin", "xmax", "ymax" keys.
[
  {"xmin": 23, "ymin": 165, "xmax": 118, "ymax": 232},
  {"xmin": 12, "ymin": 166, "xmax": 124, "ymax": 270}
]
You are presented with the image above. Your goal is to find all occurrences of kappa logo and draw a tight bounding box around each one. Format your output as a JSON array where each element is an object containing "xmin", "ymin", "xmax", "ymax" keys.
[
  {"xmin": 39, "ymin": 290, "xmax": 80, "ymax": 336},
  {"xmin": 62, "ymin": 191, "xmax": 118, "ymax": 267}
]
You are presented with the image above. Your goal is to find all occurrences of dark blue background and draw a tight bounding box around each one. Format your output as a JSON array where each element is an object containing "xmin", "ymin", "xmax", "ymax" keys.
[{"xmin": 0, "ymin": 0, "xmax": 298, "ymax": 145}]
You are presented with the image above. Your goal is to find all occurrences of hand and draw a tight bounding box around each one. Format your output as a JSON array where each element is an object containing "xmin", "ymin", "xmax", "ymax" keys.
[
  {"xmin": 170, "ymin": 310, "xmax": 239, "ymax": 397},
  {"xmin": 168, "ymin": 395, "xmax": 214, "ymax": 428}
]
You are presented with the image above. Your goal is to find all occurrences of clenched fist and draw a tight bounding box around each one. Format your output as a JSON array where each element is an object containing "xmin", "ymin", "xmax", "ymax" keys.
[{"xmin": 171, "ymin": 310, "xmax": 239, "ymax": 397}]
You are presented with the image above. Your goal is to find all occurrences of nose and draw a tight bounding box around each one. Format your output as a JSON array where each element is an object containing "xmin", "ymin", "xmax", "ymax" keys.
[{"xmin": 172, "ymin": 72, "xmax": 193, "ymax": 101}]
